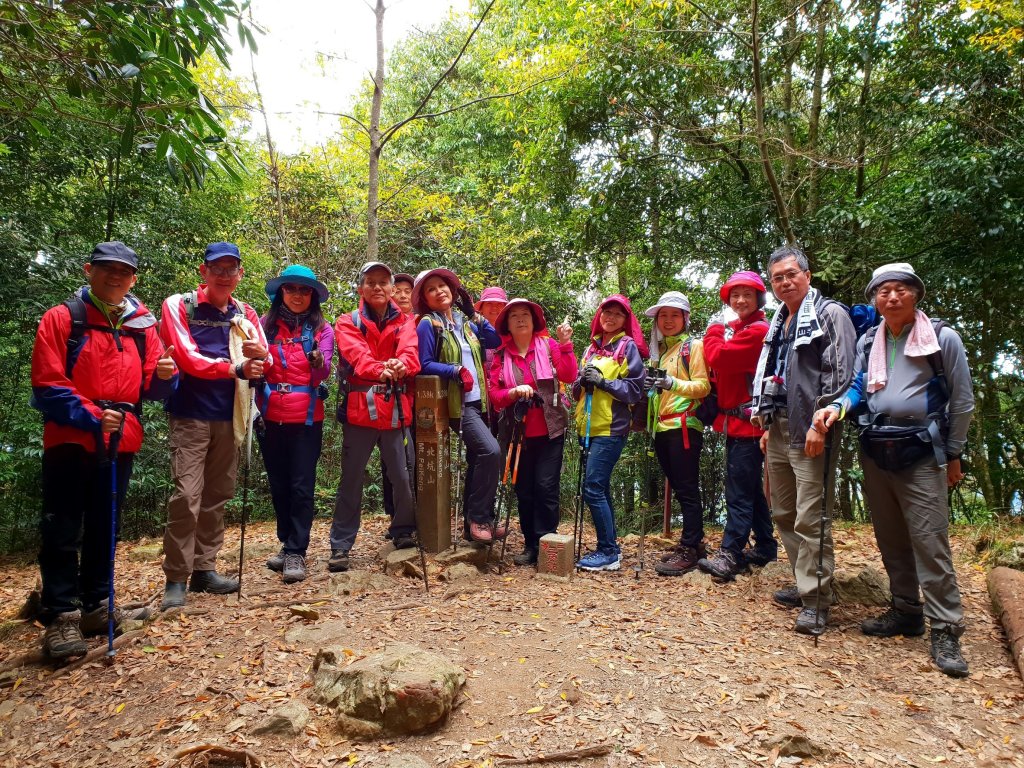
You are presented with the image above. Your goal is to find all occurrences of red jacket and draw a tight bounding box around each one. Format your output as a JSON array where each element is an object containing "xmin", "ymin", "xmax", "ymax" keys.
[
  {"xmin": 258, "ymin": 318, "xmax": 335, "ymax": 424},
  {"xmin": 335, "ymin": 301, "xmax": 420, "ymax": 430},
  {"xmin": 31, "ymin": 289, "xmax": 174, "ymax": 454},
  {"xmin": 702, "ymin": 311, "xmax": 769, "ymax": 438}
]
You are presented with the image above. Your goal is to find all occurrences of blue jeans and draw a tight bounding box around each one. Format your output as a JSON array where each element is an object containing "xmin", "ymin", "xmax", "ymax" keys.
[
  {"xmin": 721, "ymin": 436, "xmax": 777, "ymax": 558},
  {"xmin": 581, "ymin": 435, "xmax": 627, "ymax": 554}
]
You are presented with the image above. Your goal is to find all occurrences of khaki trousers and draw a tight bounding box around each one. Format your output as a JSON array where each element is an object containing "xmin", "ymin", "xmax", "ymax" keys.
[
  {"xmin": 766, "ymin": 415, "xmax": 840, "ymax": 606},
  {"xmin": 163, "ymin": 417, "xmax": 238, "ymax": 582},
  {"xmin": 862, "ymin": 455, "xmax": 964, "ymax": 633}
]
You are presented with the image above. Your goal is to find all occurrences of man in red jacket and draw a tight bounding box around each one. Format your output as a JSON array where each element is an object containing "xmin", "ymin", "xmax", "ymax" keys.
[
  {"xmin": 31, "ymin": 242, "xmax": 177, "ymax": 657},
  {"xmin": 698, "ymin": 271, "xmax": 778, "ymax": 581},
  {"xmin": 329, "ymin": 262, "xmax": 421, "ymax": 572}
]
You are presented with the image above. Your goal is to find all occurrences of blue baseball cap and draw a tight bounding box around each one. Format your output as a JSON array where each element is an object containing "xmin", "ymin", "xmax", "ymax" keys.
[
  {"xmin": 90, "ymin": 241, "xmax": 138, "ymax": 271},
  {"xmin": 204, "ymin": 241, "xmax": 241, "ymax": 262}
]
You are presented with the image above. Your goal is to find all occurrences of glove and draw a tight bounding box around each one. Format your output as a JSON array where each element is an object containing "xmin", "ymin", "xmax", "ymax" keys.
[
  {"xmin": 655, "ymin": 373, "xmax": 673, "ymax": 391},
  {"xmin": 705, "ymin": 310, "xmax": 727, "ymax": 332},
  {"xmin": 642, "ymin": 374, "xmax": 660, "ymax": 393},
  {"xmin": 455, "ymin": 287, "xmax": 476, "ymax": 319},
  {"xmin": 581, "ymin": 365, "xmax": 604, "ymax": 390},
  {"xmin": 454, "ymin": 365, "xmax": 475, "ymax": 391}
]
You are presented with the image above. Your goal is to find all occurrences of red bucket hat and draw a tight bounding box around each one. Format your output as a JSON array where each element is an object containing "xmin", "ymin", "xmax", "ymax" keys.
[
  {"xmin": 494, "ymin": 298, "xmax": 547, "ymax": 336},
  {"xmin": 720, "ymin": 270, "xmax": 767, "ymax": 307}
]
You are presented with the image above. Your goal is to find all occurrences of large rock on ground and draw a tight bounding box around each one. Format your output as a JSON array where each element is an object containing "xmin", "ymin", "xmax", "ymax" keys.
[
  {"xmin": 386, "ymin": 548, "xmax": 424, "ymax": 578},
  {"xmin": 439, "ymin": 563, "xmax": 481, "ymax": 583},
  {"xmin": 329, "ymin": 570, "xmax": 395, "ymax": 595},
  {"xmin": 756, "ymin": 561, "xmax": 793, "ymax": 581},
  {"xmin": 311, "ymin": 642, "xmax": 465, "ymax": 740},
  {"xmin": 434, "ymin": 544, "xmax": 488, "ymax": 568},
  {"xmin": 285, "ymin": 620, "xmax": 349, "ymax": 646},
  {"xmin": 253, "ymin": 701, "xmax": 310, "ymax": 735},
  {"xmin": 833, "ymin": 566, "xmax": 890, "ymax": 607},
  {"xmin": 762, "ymin": 728, "xmax": 831, "ymax": 758},
  {"xmin": 127, "ymin": 540, "xmax": 163, "ymax": 562},
  {"xmin": 988, "ymin": 566, "xmax": 1024, "ymax": 682},
  {"xmin": 218, "ymin": 540, "xmax": 278, "ymax": 565}
]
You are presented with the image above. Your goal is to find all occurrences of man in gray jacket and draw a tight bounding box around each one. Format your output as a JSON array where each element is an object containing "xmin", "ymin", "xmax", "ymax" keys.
[
  {"xmin": 813, "ymin": 263, "xmax": 973, "ymax": 677},
  {"xmin": 751, "ymin": 245, "xmax": 856, "ymax": 635}
]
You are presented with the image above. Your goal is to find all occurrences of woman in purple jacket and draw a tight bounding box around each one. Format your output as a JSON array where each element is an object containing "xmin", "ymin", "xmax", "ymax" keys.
[{"xmin": 257, "ymin": 265, "xmax": 334, "ymax": 584}]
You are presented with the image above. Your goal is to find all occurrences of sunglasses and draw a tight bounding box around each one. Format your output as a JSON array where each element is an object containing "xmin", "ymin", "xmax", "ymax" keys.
[{"xmin": 282, "ymin": 284, "xmax": 313, "ymax": 295}]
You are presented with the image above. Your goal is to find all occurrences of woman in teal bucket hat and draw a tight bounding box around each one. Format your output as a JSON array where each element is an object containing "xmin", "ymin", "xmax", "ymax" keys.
[{"xmin": 257, "ymin": 264, "xmax": 334, "ymax": 584}]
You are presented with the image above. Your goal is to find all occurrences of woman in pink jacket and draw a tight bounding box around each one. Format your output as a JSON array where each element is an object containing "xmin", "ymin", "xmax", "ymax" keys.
[
  {"xmin": 257, "ymin": 265, "xmax": 334, "ymax": 584},
  {"xmin": 488, "ymin": 299, "xmax": 577, "ymax": 566}
]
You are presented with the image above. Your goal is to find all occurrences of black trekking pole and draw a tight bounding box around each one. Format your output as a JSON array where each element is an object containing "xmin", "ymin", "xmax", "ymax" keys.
[
  {"xmin": 812, "ymin": 434, "xmax": 834, "ymax": 646},
  {"xmin": 450, "ymin": 423, "xmax": 465, "ymax": 552},
  {"xmin": 394, "ymin": 380, "xmax": 429, "ymax": 593},
  {"xmin": 237, "ymin": 390, "xmax": 254, "ymax": 602},
  {"xmin": 573, "ymin": 389, "xmax": 593, "ymax": 565},
  {"xmin": 635, "ymin": 378, "xmax": 658, "ymax": 579},
  {"xmin": 105, "ymin": 406, "xmax": 129, "ymax": 659},
  {"xmin": 494, "ymin": 398, "xmax": 529, "ymax": 570}
]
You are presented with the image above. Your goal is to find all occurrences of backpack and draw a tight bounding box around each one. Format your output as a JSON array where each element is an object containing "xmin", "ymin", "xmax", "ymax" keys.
[
  {"xmin": 264, "ymin": 318, "xmax": 326, "ymax": 426},
  {"xmin": 582, "ymin": 336, "xmax": 649, "ymax": 432},
  {"xmin": 678, "ymin": 339, "xmax": 718, "ymax": 427},
  {"xmin": 63, "ymin": 293, "xmax": 148, "ymax": 417},
  {"xmin": 860, "ymin": 318, "xmax": 950, "ymax": 414}
]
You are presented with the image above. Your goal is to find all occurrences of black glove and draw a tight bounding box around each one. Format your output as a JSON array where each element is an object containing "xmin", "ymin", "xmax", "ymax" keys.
[
  {"xmin": 455, "ymin": 287, "xmax": 476, "ymax": 319},
  {"xmin": 581, "ymin": 365, "xmax": 604, "ymax": 391}
]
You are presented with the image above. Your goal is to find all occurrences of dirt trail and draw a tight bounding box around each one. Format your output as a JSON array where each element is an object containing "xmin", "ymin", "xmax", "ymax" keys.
[{"xmin": 0, "ymin": 520, "xmax": 1021, "ymax": 768}]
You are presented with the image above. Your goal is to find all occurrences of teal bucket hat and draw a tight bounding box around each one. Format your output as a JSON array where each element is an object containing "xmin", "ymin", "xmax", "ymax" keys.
[{"xmin": 265, "ymin": 264, "xmax": 329, "ymax": 303}]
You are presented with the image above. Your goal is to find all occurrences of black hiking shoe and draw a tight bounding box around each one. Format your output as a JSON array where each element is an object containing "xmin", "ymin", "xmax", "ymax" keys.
[
  {"xmin": 282, "ymin": 554, "xmax": 307, "ymax": 584},
  {"xmin": 42, "ymin": 611, "xmax": 88, "ymax": 659},
  {"xmin": 930, "ymin": 628, "xmax": 969, "ymax": 678},
  {"xmin": 861, "ymin": 606, "xmax": 926, "ymax": 637},
  {"xmin": 513, "ymin": 548, "xmax": 538, "ymax": 566},
  {"xmin": 189, "ymin": 570, "xmax": 239, "ymax": 594},
  {"xmin": 698, "ymin": 549, "xmax": 748, "ymax": 581},
  {"xmin": 266, "ymin": 548, "xmax": 286, "ymax": 572},
  {"xmin": 161, "ymin": 581, "xmax": 187, "ymax": 611},
  {"xmin": 772, "ymin": 585, "xmax": 801, "ymax": 609},
  {"xmin": 742, "ymin": 547, "xmax": 777, "ymax": 567},
  {"xmin": 794, "ymin": 606, "xmax": 829, "ymax": 635},
  {"xmin": 392, "ymin": 534, "xmax": 417, "ymax": 550},
  {"xmin": 328, "ymin": 549, "xmax": 350, "ymax": 573},
  {"xmin": 80, "ymin": 601, "xmax": 151, "ymax": 636}
]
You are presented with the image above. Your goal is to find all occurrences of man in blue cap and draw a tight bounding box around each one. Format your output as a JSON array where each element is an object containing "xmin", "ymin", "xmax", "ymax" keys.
[{"xmin": 158, "ymin": 242, "xmax": 271, "ymax": 610}]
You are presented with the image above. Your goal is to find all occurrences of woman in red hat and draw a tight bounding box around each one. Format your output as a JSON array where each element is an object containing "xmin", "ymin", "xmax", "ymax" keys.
[
  {"xmin": 488, "ymin": 299, "xmax": 577, "ymax": 565},
  {"xmin": 414, "ymin": 268, "xmax": 503, "ymax": 542},
  {"xmin": 572, "ymin": 294, "xmax": 648, "ymax": 571},
  {"xmin": 697, "ymin": 270, "xmax": 778, "ymax": 581}
]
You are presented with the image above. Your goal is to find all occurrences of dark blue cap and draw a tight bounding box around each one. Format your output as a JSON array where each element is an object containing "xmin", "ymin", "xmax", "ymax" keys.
[
  {"xmin": 204, "ymin": 241, "xmax": 241, "ymax": 261},
  {"xmin": 90, "ymin": 241, "xmax": 138, "ymax": 271}
]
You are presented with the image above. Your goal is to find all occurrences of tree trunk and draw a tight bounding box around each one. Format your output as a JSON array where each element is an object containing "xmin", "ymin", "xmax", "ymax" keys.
[
  {"xmin": 251, "ymin": 49, "xmax": 290, "ymax": 265},
  {"xmin": 750, "ymin": 0, "xmax": 797, "ymax": 245},
  {"xmin": 649, "ymin": 124, "xmax": 662, "ymax": 273},
  {"xmin": 854, "ymin": 0, "xmax": 882, "ymax": 203},
  {"xmin": 366, "ymin": 0, "xmax": 386, "ymax": 262},
  {"xmin": 806, "ymin": 0, "xmax": 830, "ymax": 219}
]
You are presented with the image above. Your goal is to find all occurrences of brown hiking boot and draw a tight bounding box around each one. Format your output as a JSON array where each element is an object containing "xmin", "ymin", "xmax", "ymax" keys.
[
  {"xmin": 43, "ymin": 611, "xmax": 88, "ymax": 659},
  {"xmin": 328, "ymin": 549, "xmax": 350, "ymax": 573},
  {"xmin": 659, "ymin": 542, "xmax": 706, "ymax": 563},
  {"xmin": 80, "ymin": 601, "xmax": 152, "ymax": 636},
  {"xmin": 282, "ymin": 554, "xmax": 307, "ymax": 584},
  {"xmin": 654, "ymin": 545, "xmax": 701, "ymax": 576}
]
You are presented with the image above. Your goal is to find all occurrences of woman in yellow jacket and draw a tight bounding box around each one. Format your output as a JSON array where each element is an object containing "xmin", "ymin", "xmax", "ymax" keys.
[{"xmin": 643, "ymin": 291, "xmax": 712, "ymax": 576}]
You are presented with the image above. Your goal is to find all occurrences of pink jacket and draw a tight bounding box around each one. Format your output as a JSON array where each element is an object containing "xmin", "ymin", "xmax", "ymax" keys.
[
  {"xmin": 488, "ymin": 335, "xmax": 577, "ymax": 438},
  {"xmin": 259, "ymin": 318, "xmax": 334, "ymax": 424}
]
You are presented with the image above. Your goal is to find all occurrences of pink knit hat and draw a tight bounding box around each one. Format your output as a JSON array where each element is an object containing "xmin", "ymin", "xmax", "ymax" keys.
[
  {"xmin": 474, "ymin": 286, "xmax": 508, "ymax": 310},
  {"xmin": 720, "ymin": 270, "xmax": 767, "ymax": 307}
]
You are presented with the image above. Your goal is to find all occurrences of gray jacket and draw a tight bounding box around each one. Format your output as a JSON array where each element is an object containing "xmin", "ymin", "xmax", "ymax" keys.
[{"xmin": 756, "ymin": 292, "xmax": 857, "ymax": 448}]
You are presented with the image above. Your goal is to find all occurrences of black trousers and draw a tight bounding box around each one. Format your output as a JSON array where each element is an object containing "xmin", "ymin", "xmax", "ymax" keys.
[
  {"xmin": 39, "ymin": 444, "xmax": 133, "ymax": 621},
  {"xmin": 259, "ymin": 421, "xmax": 323, "ymax": 555},
  {"xmin": 654, "ymin": 428, "xmax": 704, "ymax": 549},
  {"xmin": 512, "ymin": 433, "xmax": 565, "ymax": 551}
]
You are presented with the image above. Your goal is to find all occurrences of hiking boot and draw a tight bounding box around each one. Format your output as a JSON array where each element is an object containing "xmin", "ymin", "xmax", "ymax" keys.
[
  {"xmin": 492, "ymin": 521, "xmax": 509, "ymax": 540},
  {"xmin": 930, "ymin": 628, "xmax": 969, "ymax": 678},
  {"xmin": 861, "ymin": 606, "xmax": 926, "ymax": 637},
  {"xmin": 282, "ymin": 554, "xmax": 307, "ymax": 584},
  {"xmin": 698, "ymin": 549, "xmax": 748, "ymax": 581},
  {"xmin": 772, "ymin": 585, "xmax": 802, "ymax": 609},
  {"xmin": 266, "ymin": 548, "xmax": 286, "ymax": 572},
  {"xmin": 742, "ymin": 547, "xmax": 777, "ymax": 567},
  {"xmin": 42, "ymin": 611, "xmax": 88, "ymax": 659},
  {"xmin": 392, "ymin": 534, "xmax": 416, "ymax": 550},
  {"xmin": 468, "ymin": 521, "xmax": 493, "ymax": 543},
  {"xmin": 189, "ymin": 570, "xmax": 239, "ymax": 594},
  {"xmin": 660, "ymin": 542, "xmax": 706, "ymax": 563},
  {"xmin": 161, "ymin": 581, "xmax": 187, "ymax": 611},
  {"xmin": 328, "ymin": 549, "xmax": 350, "ymax": 573},
  {"xmin": 794, "ymin": 606, "xmax": 829, "ymax": 635},
  {"xmin": 513, "ymin": 548, "xmax": 538, "ymax": 566},
  {"xmin": 655, "ymin": 545, "xmax": 700, "ymax": 576},
  {"xmin": 577, "ymin": 550, "xmax": 622, "ymax": 572},
  {"xmin": 80, "ymin": 601, "xmax": 152, "ymax": 636}
]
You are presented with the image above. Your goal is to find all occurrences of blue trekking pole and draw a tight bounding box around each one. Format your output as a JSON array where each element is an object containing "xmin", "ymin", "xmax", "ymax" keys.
[
  {"xmin": 573, "ymin": 390, "xmax": 593, "ymax": 564},
  {"xmin": 106, "ymin": 408, "xmax": 127, "ymax": 659}
]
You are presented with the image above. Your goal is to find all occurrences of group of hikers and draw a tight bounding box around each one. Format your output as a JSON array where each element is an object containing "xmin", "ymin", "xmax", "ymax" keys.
[{"xmin": 29, "ymin": 240, "xmax": 974, "ymax": 679}]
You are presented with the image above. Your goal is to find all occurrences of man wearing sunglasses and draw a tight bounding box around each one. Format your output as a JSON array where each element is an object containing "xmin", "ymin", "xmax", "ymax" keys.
[{"xmin": 157, "ymin": 242, "xmax": 272, "ymax": 610}]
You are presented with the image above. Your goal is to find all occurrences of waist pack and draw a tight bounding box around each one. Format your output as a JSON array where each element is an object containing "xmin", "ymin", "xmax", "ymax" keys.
[{"xmin": 858, "ymin": 416, "xmax": 945, "ymax": 471}]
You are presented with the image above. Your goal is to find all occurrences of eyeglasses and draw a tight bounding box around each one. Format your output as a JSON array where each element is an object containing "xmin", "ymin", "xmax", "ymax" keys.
[
  {"xmin": 93, "ymin": 263, "xmax": 135, "ymax": 278},
  {"xmin": 206, "ymin": 263, "xmax": 241, "ymax": 277},
  {"xmin": 282, "ymin": 284, "xmax": 313, "ymax": 295},
  {"xmin": 769, "ymin": 269, "xmax": 807, "ymax": 286}
]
